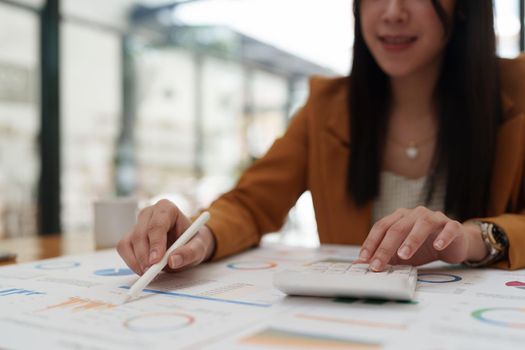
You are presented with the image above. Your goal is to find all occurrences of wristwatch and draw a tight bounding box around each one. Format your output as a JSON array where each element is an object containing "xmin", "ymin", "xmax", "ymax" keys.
[{"xmin": 463, "ymin": 221, "xmax": 509, "ymax": 267}]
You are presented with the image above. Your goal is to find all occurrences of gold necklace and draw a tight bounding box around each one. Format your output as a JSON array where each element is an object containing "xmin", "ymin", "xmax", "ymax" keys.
[{"xmin": 388, "ymin": 134, "xmax": 435, "ymax": 160}]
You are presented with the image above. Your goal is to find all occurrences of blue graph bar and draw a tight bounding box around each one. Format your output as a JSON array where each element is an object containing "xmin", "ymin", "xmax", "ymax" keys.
[
  {"xmin": 119, "ymin": 286, "xmax": 271, "ymax": 308},
  {"xmin": 0, "ymin": 288, "xmax": 45, "ymax": 297},
  {"xmin": 94, "ymin": 268, "xmax": 134, "ymax": 276}
]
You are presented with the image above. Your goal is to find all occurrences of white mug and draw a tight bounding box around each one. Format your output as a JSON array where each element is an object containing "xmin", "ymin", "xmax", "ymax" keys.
[{"xmin": 93, "ymin": 197, "xmax": 138, "ymax": 249}]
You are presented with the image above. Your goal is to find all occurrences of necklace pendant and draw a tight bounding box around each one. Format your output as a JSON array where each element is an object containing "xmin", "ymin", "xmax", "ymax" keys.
[{"xmin": 406, "ymin": 144, "xmax": 418, "ymax": 159}]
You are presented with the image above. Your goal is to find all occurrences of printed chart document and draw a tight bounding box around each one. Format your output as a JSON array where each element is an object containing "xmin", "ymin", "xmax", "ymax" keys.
[{"xmin": 0, "ymin": 243, "xmax": 524, "ymax": 349}]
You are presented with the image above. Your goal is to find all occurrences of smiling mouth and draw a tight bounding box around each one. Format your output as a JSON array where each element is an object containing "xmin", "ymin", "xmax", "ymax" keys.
[{"xmin": 379, "ymin": 35, "xmax": 417, "ymax": 45}]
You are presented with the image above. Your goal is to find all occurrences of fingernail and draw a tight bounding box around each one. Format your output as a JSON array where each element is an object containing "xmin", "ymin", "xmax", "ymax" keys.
[
  {"xmin": 359, "ymin": 248, "xmax": 370, "ymax": 261},
  {"xmin": 398, "ymin": 246, "xmax": 410, "ymax": 259},
  {"xmin": 434, "ymin": 239, "xmax": 444, "ymax": 250},
  {"xmin": 170, "ymin": 255, "xmax": 183, "ymax": 269},
  {"xmin": 370, "ymin": 259, "xmax": 382, "ymax": 271},
  {"xmin": 149, "ymin": 250, "xmax": 158, "ymax": 264}
]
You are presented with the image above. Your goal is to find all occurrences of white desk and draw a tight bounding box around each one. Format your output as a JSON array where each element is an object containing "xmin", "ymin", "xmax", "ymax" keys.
[{"xmin": 0, "ymin": 243, "xmax": 524, "ymax": 349}]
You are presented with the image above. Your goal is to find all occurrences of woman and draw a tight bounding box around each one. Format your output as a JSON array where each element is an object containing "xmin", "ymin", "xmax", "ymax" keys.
[{"xmin": 118, "ymin": 0, "xmax": 525, "ymax": 275}]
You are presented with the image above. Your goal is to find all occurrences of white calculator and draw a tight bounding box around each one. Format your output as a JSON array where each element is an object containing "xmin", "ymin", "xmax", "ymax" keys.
[{"xmin": 273, "ymin": 260, "xmax": 418, "ymax": 301}]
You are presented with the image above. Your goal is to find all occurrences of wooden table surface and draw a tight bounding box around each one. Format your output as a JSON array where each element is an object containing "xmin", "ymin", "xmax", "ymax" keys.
[{"xmin": 0, "ymin": 233, "xmax": 96, "ymax": 266}]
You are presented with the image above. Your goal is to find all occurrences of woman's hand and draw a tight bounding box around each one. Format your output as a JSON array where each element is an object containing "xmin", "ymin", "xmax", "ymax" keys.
[
  {"xmin": 358, "ymin": 206, "xmax": 489, "ymax": 271},
  {"xmin": 117, "ymin": 199, "xmax": 216, "ymax": 275}
]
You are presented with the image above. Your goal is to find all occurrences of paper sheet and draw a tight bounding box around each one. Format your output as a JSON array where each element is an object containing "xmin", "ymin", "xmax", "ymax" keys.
[{"xmin": 0, "ymin": 243, "xmax": 524, "ymax": 349}]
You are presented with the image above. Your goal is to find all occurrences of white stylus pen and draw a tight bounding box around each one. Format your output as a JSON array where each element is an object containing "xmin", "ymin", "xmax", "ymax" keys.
[{"xmin": 125, "ymin": 211, "xmax": 210, "ymax": 302}]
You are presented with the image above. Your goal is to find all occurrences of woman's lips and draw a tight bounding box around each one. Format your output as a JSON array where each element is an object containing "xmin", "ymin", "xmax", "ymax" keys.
[{"xmin": 379, "ymin": 35, "xmax": 417, "ymax": 52}]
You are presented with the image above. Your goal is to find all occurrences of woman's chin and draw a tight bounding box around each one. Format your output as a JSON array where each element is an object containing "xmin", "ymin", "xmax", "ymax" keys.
[{"xmin": 378, "ymin": 64, "xmax": 417, "ymax": 79}]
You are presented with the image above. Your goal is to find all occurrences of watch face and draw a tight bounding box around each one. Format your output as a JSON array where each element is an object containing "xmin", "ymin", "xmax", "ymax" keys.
[{"xmin": 491, "ymin": 225, "xmax": 509, "ymax": 249}]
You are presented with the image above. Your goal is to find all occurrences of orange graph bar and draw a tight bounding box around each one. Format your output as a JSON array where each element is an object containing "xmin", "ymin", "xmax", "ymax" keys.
[
  {"xmin": 295, "ymin": 313, "xmax": 407, "ymax": 330},
  {"xmin": 44, "ymin": 297, "xmax": 116, "ymax": 312}
]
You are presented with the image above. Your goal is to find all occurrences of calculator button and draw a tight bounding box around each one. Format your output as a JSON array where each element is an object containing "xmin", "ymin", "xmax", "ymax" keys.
[
  {"xmin": 391, "ymin": 266, "xmax": 411, "ymax": 275},
  {"xmin": 348, "ymin": 264, "xmax": 370, "ymax": 272},
  {"xmin": 369, "ymin": 271, "xmax": 390, "ymax": 277}
]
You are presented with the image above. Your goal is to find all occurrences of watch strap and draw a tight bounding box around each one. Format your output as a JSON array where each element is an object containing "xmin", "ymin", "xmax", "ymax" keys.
[{"xmin": 463, "ymin": 221, "xmax": 507, "ymax": 267}]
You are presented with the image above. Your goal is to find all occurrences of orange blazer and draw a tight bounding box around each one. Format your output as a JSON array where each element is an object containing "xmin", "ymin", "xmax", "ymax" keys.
[{"xmin": 205, "ymin": 54, "xmax": 525, "ymax": 270}]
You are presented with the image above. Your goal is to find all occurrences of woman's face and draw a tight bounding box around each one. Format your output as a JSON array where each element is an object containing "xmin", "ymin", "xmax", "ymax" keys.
[{"xmin": 360, "ymin": 0, "xmax": 455, "ymax": 78}]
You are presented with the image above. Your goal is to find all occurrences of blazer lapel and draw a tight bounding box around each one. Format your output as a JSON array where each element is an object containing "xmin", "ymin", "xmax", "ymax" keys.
[{"xmin": 489, "ymin": 96, "xmax": 525, "ymax": 214}]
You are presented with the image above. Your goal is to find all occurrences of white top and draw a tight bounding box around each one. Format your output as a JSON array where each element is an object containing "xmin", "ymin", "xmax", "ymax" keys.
[{"xmin": 371, "ymin": 172, "xmax": 446, "ymax": 224}]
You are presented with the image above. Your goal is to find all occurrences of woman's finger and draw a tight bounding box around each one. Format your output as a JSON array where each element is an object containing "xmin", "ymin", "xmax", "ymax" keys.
[
  {"xmin": 433, "ymin": 220, "xmax": 462, "ymax": 251},
  {"xmin": 165, "ymin": 235, "xmax": 208, "ymax": 272},
  {"xmin": 127, "ymin": 208, "xmax": 153, "ymax": 273},
  {"xmin": 360, "ymin": 208, "xmax": 408, "ymax": 261},
  {"xmin": 397, "ymin": 209, "xmax": 446, "ymax": 260},
  {"xmin": 368, "ymin": 215, "xmax": 415, "ymax": 271},
  {"xmin": 116, "ymin": 235, "xmax": 142, "ymax": 275},
  {"xmin": 146, "ymin": 200, "xmax": 179, "ymax": 265}
]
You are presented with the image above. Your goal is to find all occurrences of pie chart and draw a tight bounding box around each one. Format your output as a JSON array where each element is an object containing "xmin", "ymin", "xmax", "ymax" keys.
[
  {"xmin": 505, "ymin": 281, "xmax": 525, "ymax": 290},
  {"xmin": 417, "ymin": 273, "xmax": 462, "ymax": 283},
  {"xmin": 472, "ymin": 307, "xmax": 525, "ymax": 329}
]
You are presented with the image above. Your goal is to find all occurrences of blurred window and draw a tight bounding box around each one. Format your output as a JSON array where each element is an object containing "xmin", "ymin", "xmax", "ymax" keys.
[
  {"xmin": 0, "ymin": 2, "xmax": 39, "ymax": 238},
  {"xmin": 135, "ymin": 48, "xmax": 198, "ymax": 206},
  {"xmin": 60, "ymin": 20, "xmax": 121, "ymax": 234},
  {"xmin": 495, "ymin": 0, "xmax": 522, "ymax": 58}
]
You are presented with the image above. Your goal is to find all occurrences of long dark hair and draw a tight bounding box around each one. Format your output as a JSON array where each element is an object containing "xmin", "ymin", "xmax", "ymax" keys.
[{"xmin": 348, "ymin": 0, "xmax": 502, "ymax": 221}]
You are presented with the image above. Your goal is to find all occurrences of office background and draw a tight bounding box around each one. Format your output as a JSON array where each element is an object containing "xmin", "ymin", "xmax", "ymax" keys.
[{"xmin": 0, "ymin": 0, "xmax": 523, "ymax": 244}]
